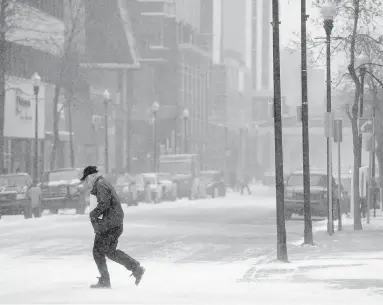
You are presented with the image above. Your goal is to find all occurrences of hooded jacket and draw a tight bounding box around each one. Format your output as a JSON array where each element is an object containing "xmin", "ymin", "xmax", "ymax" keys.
[{"xmin": 89, "ymin": 176, "xmax": 124, "ymax": 233}]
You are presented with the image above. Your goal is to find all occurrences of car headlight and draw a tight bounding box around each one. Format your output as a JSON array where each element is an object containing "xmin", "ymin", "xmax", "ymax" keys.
[{"xmin": 17, "ymin": 193, "xmax": 26, "ymax": 200}]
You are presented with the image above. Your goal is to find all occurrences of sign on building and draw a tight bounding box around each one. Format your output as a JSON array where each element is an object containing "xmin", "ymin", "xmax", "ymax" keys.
[{"xmin": 4, "ymin": 76, "xmax": 45, "ymax": 139}]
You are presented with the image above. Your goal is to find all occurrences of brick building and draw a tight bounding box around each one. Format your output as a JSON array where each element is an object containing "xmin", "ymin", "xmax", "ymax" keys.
[
  {"xmin": 120, "ymin": 0, "xmax": 214, "ymax": 172},
  {"xmin": 1, "ymin": 0, "xmax": 65, "ymax": 176}
]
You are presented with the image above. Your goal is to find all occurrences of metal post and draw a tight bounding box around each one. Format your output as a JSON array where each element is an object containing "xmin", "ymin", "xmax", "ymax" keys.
[
  {"xmin": 324, "ymin": 19, "xmax": 334, "ymax": 235},
  {"xmin": 301, "ymin": 0, "xmax": 313, "ymax": 244},
  {"xmin": 367, "ymin": 147, "xmax": 372, "ymax": 224},
  {"xmin": 272, "ymin": 0, "xmax": 288, "ymax": 262},
  {"xmin": 68, "ymin": 96, "xmax": 75, "ymax": 168},
  {"xmin": 184, "ymin": 118, "xmax": 188, "ymax": 153},
  {"xmin": 337, "ymin": 139, "xmax": 342, "ymax": 231},
  {"xmin": 328, "ymin": 119, "xmax": 334, "ymax": 234},
  {"xmin": 224, "ymin": 126, "xmax": 228, "ymax": 183},
  {"xmin": 372, "ymin": 105, "xmax": 376, "ymax": 217},
  {"xmin": 104, "ymin": 101, "xmax": 109, "ymax": 174},
  {"xmin": 33, "ymin": 87, "xmax": 39, "ymax": 182},
  {"xmin": 174, "ymin": 110, "xmax": 178, "ymax": 154},
  {"xmin": 153, "ymin": 113, "xmax": 157, "ymax": 172}
]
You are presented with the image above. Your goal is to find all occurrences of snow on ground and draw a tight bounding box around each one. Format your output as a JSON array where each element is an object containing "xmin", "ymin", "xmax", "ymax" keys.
[
  {"xmin": 244, "ymin": 211, "xmax": 383, "ymax": 304},
  {"xmin": 3, "ymin": 191, "xmax": 382, "ymax": 303},
  {"xmin": 0, "ymin": 254, "xmax": 382, "ymax": 304}
]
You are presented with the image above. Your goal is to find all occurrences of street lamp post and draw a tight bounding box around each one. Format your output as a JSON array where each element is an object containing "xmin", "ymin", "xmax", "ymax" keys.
[
  {"xmin": 31, "ymin": 73, "xmax": 41, "ymax": 183},
  {"xmin": 182, "ymin": 108, "xmax": 189, "ymax": 153},
  {"xmin": 103, "ymin": 89, "xmax": 111, "ymax": 174},
  {"xmin": 321, "ymin": 0, "xmax": 337, "ymax": 235},
  {"xmin": 152, "ymin": 101, "xmax": 159, "ymax": 172},
  {"xmin": 301, "ymin": 0, "xmax": 313, "ymax": 244}
]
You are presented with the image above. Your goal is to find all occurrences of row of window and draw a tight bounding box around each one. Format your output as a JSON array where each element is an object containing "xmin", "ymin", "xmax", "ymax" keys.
[{"xmin": 18, "ymin": 0, "xmax": 64, "ymax": 20}]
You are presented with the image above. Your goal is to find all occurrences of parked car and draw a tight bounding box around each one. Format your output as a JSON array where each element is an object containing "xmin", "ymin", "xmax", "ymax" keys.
[
  {"xmin": 157, "ymin": 172, "xmax": 177, "ymax": 201},
  {"xmin": 199, "ymin": 170, "xmax": 226, "ymax": 198},
  {"xmin": 136, "ymin": 173, "xmax": 174, "ymax": 203},
  {"xmin": 40, "ymin": 168, "xmax": 88, "ymax": 214},
  {"xmin": 284, "ymin": 170, "xmax": 347, "ymax": 220},
  {"xmin": 141, "ymin": 173, "xmax": 162, "ymax": 203},
  {"xmin": 158, "ymin": 154, "xmax": 201, "ymax": 199},
  {"xmin": 0, "ymin": 172, "xmax": 35, "ymax": 219},
  {"xmin": 114, "ymin": 173, "xmax": 137, "ymax": 206}
]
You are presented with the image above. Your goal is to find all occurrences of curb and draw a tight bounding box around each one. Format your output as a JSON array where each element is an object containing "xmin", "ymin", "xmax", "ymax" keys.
[
  {"xmin": 239, "ymin": 218, "xmax": 331, "ymax": 282},
  {"xmin": 238, "ymin": 249, "xmax": 277, "ymax": 282}
]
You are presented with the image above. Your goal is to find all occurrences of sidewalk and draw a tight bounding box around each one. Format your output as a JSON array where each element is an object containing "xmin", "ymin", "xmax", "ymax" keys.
[{"xmin": 242, "ymin": 210, "xmax": 383, "ymax": 302}]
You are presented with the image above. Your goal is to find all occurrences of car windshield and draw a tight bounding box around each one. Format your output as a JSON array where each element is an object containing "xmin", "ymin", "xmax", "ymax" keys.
[
  {"xmin": 157, "ymin": 173, "xmax": 171, "ymax": 181},
  {"xmin": 116, "ymin": 174, "xmax": 134, "ymax": 185},
  {"xmin": 0, "ymin": 175, "xmax": 30, "ymax": 187},
  {"xmin": 288, "ymin": 174, "xmax": 327, "ymax": 187},
  {"xmin": 200, "ymin": 172, "xmax": 217, "ymax": 181},
  {"xmin": 159, "ymin": 161, "xmax": 191, "ymax": 175},
  {"xmin": 46, "ymin": 170, "xmax": 80, "ymax": 182},
  {"xmin": 143, "ymin": 176, "xmax": 156, "ymax": 184}
]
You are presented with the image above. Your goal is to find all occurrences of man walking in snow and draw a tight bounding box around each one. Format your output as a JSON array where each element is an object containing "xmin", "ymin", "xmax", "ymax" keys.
[{"xmin": 81, "ymin": 165, "xmax": 145, "ymax": 289}]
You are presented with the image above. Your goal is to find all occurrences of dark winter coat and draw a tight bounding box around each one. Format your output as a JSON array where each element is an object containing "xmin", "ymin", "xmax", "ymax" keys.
[{"xmin": 90, "ymin": 176, "xmax": 124, "ymax": 234}]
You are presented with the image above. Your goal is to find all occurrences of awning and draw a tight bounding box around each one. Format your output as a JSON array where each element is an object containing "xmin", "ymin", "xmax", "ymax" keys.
[{"xmin": 82, "ymin": 0, "xmax": 140, "ymax": 69}]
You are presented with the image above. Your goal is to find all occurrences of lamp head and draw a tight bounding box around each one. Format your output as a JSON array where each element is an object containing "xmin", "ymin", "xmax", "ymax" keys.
[
  {"xmin": 182, "ymin": 108, "xmax": 189, "ymax": 119},
  {"xmin": 152, "ymin": 101, "xmax": 160, "ymax": 113},
  {"xmin": 31, "ymin": 72, "xmax": 41, "ymax": 88},
  {"xmin": 103, "ymin": 89, "xmax": 111, "ymax": 100},
  {"xmin": 321, "ymin": 0, "xmax": 337, "ymax": 21}
]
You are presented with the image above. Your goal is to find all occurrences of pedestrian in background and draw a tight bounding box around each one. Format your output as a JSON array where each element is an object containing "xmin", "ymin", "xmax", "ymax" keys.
[
  {"xmin": 26, "ymin": 182, "xmax": 42, "ymax": 218},
  {"xmin": 81, "ymin": 165, "xmax": 145, "ymax": 289},
  {"xmin": 240, "ymin": 173, "xmax": 252, "ymax": 195}
]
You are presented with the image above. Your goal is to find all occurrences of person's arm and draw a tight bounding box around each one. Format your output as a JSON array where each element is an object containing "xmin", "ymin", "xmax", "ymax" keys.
[{"xmin": 89, "ymin": 184, "xmax": 112, "ymax": 219}]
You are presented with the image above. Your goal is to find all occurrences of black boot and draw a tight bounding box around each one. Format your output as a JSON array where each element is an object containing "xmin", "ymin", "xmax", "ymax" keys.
[
  {"xmin": 130, "ymin": 266, "xmax": 145, "ymax": 286},
  {"xmin": 90, "ymin": 277, "xmax": 111, "ymax": 289}
]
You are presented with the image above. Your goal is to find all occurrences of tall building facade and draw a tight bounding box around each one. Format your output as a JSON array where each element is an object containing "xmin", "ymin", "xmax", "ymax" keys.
[
  {"xmin": 222, "ymin": 0, "xmax": 252, "ymax": 69},
  {"xmin": 115, "ymin": 0, "xmax": 214, "ymax": 172},
  {"xmin": 252, "ymin": 0, "xmax": 272, "ymax": 93}
]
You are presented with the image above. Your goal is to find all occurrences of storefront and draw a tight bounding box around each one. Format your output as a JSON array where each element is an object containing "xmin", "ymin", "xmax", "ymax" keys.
[{"xmin": 3, "ymin": 76, "xmax": 45, "ymax": 177}]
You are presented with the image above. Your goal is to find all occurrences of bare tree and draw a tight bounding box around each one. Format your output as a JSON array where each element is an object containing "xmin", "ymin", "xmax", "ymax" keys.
[
  {"xmin": 49, "ymin": 0, "xmax": 85, "ymax": 169},
  {"xmin": 290, "ymin": 0, "xmax": 383, "ymax": 230}
]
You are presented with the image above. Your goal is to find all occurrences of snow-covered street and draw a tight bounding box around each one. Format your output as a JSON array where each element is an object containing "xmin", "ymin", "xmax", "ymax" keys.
[{"xmin": 0, "ymin": 190, "xmax": 382, "ymax": 304}]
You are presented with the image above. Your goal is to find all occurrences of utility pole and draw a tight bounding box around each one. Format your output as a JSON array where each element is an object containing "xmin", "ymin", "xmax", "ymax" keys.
[
  {"xmin": 324, "ymin": 15, "xmax": 334, "ymax": 236},
  {"xmin": 372, "ymin": 105, "xmax": 377, "ymax": 218},
  {"xmin": 272, "ymin": 0, "xmax": 288, "ymax": 262},
  {"xmin": 334, "ymin": 119, "xmax": 343, "ymax": 231},
  {"xmin": 301, "ymin": 0, "xmax": 313, "ymax": 245}
]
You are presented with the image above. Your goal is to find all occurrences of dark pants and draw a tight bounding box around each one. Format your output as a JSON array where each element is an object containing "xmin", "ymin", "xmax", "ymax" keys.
[{"xmin": 93, "ymin": 225, "xmax": 139, "ymax": 283}]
